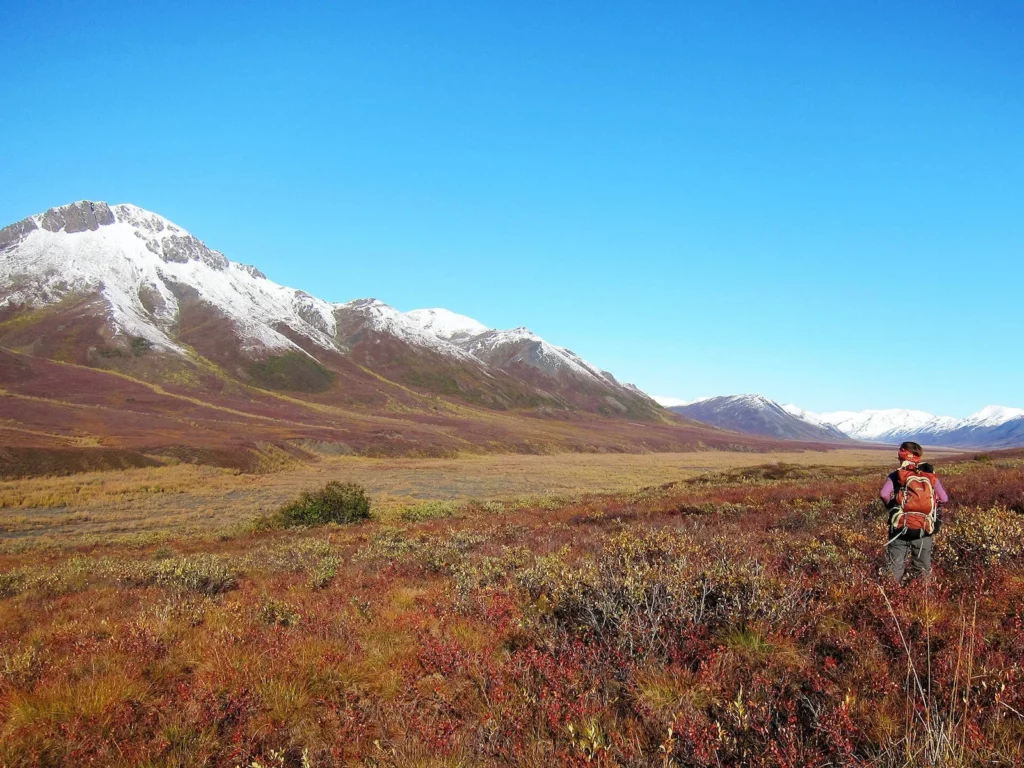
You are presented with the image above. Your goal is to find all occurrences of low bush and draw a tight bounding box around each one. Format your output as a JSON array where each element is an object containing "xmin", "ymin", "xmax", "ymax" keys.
[
  {"xmin": 308, "ymin": 555, "xmax": 341, "ymax": 589},
  {"xmin": 398, "ymin": 499, "xmax": 462, "ymax": 522},
  {"xmin": 277, "ymin": 481, "xmax": 370, "ymax": 527}
]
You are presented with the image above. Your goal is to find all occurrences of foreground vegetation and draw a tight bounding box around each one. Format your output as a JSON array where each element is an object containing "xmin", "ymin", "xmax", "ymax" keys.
[{"xmin": 1, "ymin": 452, "xmax": 1022, "ymax": 766}]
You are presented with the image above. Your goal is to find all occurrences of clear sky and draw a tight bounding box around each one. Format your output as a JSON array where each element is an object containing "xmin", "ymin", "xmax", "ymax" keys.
[{"xmin": 2, "ymin": 1, "xmax": 1021, "ymax": 416}]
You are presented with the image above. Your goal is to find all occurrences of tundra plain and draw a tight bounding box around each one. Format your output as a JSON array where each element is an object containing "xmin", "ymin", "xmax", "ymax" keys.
[
  {"xmin": 1, "ymin": 447, "xmax": 1022, "ymax": 767},
  {"xmin": 0, "ymin": 448, "xmax": 891, "ymax": 549}
]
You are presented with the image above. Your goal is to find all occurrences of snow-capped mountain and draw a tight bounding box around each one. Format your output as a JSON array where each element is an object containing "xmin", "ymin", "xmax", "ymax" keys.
[
  {"xmin": 0, "ymin": 201, "xmax": 344, "ymax": 357},
  {"xmin": 786, "ymin": 404, "xmax": 1024, "ymax": 448},
  {"xmin": 659, "ymin": 390, "xmax": 1024, "ymax": 449},
  {"xmin": 0, "ymin": 201, "xmax": 658, "ymax": 417},
  {"xmin": 781, "ymin": 407, "xmax": 948, "ymax": 442},
  {"xmin": 959, "ymin": 405, "xmax": 1024, "ymax": 429},
  {"xmin": 667, "ymin": 394, "xmax": 851, "ymax": 442}
]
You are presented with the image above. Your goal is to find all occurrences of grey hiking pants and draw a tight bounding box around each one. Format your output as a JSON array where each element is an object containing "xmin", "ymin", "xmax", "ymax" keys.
[{"xmin": 886, "ymin": 535, "xmax": 933, "ymax": 582}]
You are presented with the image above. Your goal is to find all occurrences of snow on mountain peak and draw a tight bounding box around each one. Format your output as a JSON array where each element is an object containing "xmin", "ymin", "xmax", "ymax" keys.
[
  {"xmin": 653, "ymin": 396, "xmax": 692, "ymax": 408},
  {"xmin": 404, "ymin": 308, "xmax": 490, "ymax": 341},
  {"xmin": 0, "ymin": 201, "xmax": 633, "ymax": 391},
  {"xmin": 337, "ymin": 299, "xmax": 477, "ymax": 360},
  {"xmin": 791, "ymin": 408, "xmax": 938, "ymax": 441},
  {"xmin": 686, "ymin": 394, "xmax": 774, "ymax": 410},
  {"xmin": 963, "ymin": 405, "xmax": 1024, "ymax": 428},
  {"xmin": 783, "ymin": 403, "xmax": 1024, "ymax": 444},
  {"xmin": 0, "ymin": 200, "xmax": 342, "ymax": 357}
]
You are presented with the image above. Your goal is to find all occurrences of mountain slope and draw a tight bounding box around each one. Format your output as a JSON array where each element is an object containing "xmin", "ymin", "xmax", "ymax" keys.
[
  {"xmin": 669, "ymin": 395, "xmax": 852, "ymax": 442},
  {"xmin": 0, "ymin": 201, "xmax": 657, "ymax": 417},
  {"xmin": 1, "ymin": 200, "xmax": 796, "ymax": 473}
]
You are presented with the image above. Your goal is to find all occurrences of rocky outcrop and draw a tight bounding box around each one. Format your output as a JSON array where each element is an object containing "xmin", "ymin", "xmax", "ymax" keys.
[
  {"xmin": 160, "ymin": 234, "xmax": 229, "ymax": 270},
  {"xmin": 0, "ymin": 217, "xmax": 38, "ymax": 252},
  {"xmin": 40, "ymin": 201, "xmax": 115, "ymax": 233}
]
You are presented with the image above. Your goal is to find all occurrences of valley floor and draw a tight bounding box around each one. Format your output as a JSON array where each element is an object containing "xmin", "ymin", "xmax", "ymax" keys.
[{"xmin": 0, "ymin": 448, "xmax": 891, "ymax": 549}]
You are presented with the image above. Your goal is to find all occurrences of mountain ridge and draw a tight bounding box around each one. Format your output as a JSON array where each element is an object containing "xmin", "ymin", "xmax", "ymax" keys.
[{"xmin": 0, "ymin": 200, "xmax": 658, "ymax": 418}]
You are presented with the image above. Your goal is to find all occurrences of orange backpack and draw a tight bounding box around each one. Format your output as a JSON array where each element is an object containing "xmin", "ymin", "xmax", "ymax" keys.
[{"xmin": 890, "ymin": 467, "xmax": 938, "ymax": 535}]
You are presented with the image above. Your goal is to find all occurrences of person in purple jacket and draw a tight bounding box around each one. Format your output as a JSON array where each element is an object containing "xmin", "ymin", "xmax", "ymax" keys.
[{"xmin": 879, "ymin": 441, "xmax": 949, "ymax": 583}]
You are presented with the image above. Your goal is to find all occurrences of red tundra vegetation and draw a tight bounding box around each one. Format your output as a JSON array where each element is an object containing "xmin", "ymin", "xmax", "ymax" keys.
[{"xmin": 1, "ymin": 451, "xmax": 1022, "ymax": 766}]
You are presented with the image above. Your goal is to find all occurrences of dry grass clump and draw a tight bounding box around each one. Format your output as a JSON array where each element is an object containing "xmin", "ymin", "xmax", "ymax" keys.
[{"xmin": 152, "ymin": 554, "xmax": 238, "ymax": 594}]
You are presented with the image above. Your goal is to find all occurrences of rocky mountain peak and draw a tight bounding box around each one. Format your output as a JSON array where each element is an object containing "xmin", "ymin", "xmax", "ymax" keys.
[{"xmin": 39, "ymin": 200, "xmax": 116, "ymax": 233}]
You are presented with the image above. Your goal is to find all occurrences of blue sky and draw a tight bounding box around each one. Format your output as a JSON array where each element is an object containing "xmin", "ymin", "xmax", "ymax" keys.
[{"xmin": 2, "ymin": 1, "xmax": 1021, "ymax": 415}]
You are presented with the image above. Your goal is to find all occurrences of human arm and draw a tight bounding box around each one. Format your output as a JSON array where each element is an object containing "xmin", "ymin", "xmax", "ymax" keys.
[
  {"xmin": 879, "ymin": 476, "xmax": 895, "ymax": 504},
  {"xmin": 934, "ymin": 478, "xmax": 949, "ymax": 505}
]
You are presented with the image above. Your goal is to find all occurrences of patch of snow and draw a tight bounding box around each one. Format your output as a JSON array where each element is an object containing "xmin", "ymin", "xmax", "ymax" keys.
[
  {"xmin": 782, "ymin": 404, "xmax": 827, "ymax": 426},
  {"xmin": 684, "ymin": 394, "xmax": 775, "ymax": 410}
]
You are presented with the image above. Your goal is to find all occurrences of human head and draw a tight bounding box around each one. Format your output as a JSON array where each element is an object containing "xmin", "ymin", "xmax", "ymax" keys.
[
  {"xmin": 898, "ymin": 441, "xmax": 923, "ymax": 463},
  {"xmin": 919, "ymin": 462, "xmax": 934, "ymax": 473}
]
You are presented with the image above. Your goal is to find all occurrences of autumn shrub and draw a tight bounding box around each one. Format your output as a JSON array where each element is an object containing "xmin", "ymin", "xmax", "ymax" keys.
[
  {"xmin": 938, "ymin": 504, "xmax": 1024, "ymax": 570},
  {"xmin": 0, "ymin": 570, "xmax": 24, "ymax": 597},
  {"xmin": 259, "ymin": 596, "xmax": 301, "ymax": 626},
  {"xmin": 240, "ymin": 537, "xmax": 336, "ymax": 573},
  {"xmin": 308, "ymin": 555, "xmax": 341, "ymax": 589},
  {"xmin": 398, "ymin": 499, "xmax": 462, "ymax": 521},
  {"xmin": 276, "ymin": 480, "xmax": 370, "ymax": 527},
  {"xmin": 516, "ymin": 528, "xmax": 817, "ymax": 662},
  {"xmin": 1, "ymin": 645, "xmax": 41, "ymax": 690},
  {"xmin": 453, "ymin": 545, "xmax": 532, "ymax": 595},
  {"xmin": 355, "ymin": 526, "xmax": 486, "ymax": 574}
]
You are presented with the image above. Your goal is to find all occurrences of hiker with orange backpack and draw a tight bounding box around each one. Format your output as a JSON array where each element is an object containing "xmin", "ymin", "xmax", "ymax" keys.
[{"xmin": 879, "ymin": 441, "xmax": 949, "ymax": 583}]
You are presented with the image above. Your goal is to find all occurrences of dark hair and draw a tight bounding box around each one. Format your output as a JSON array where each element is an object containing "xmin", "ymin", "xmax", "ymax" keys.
[
  {"xmin": 900, "ymin": 441, "xmax": 923, "ymax": 456},
  {"xmin": 919, "ymin": 462, "xmax": 934, "ymax": 473}
]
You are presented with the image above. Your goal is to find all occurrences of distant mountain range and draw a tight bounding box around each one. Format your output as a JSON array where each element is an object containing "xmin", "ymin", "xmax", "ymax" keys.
[
  {"xmin": 0, "ymin": 200, "xmax": 810, "ymax": 474},
  {"xmin": 664, "ymin": 395, "xmax": 851, "ymax": 443},
  {"xmin": 655, "ymin": 395, "xmax": 1024, "ymax": 449}
]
